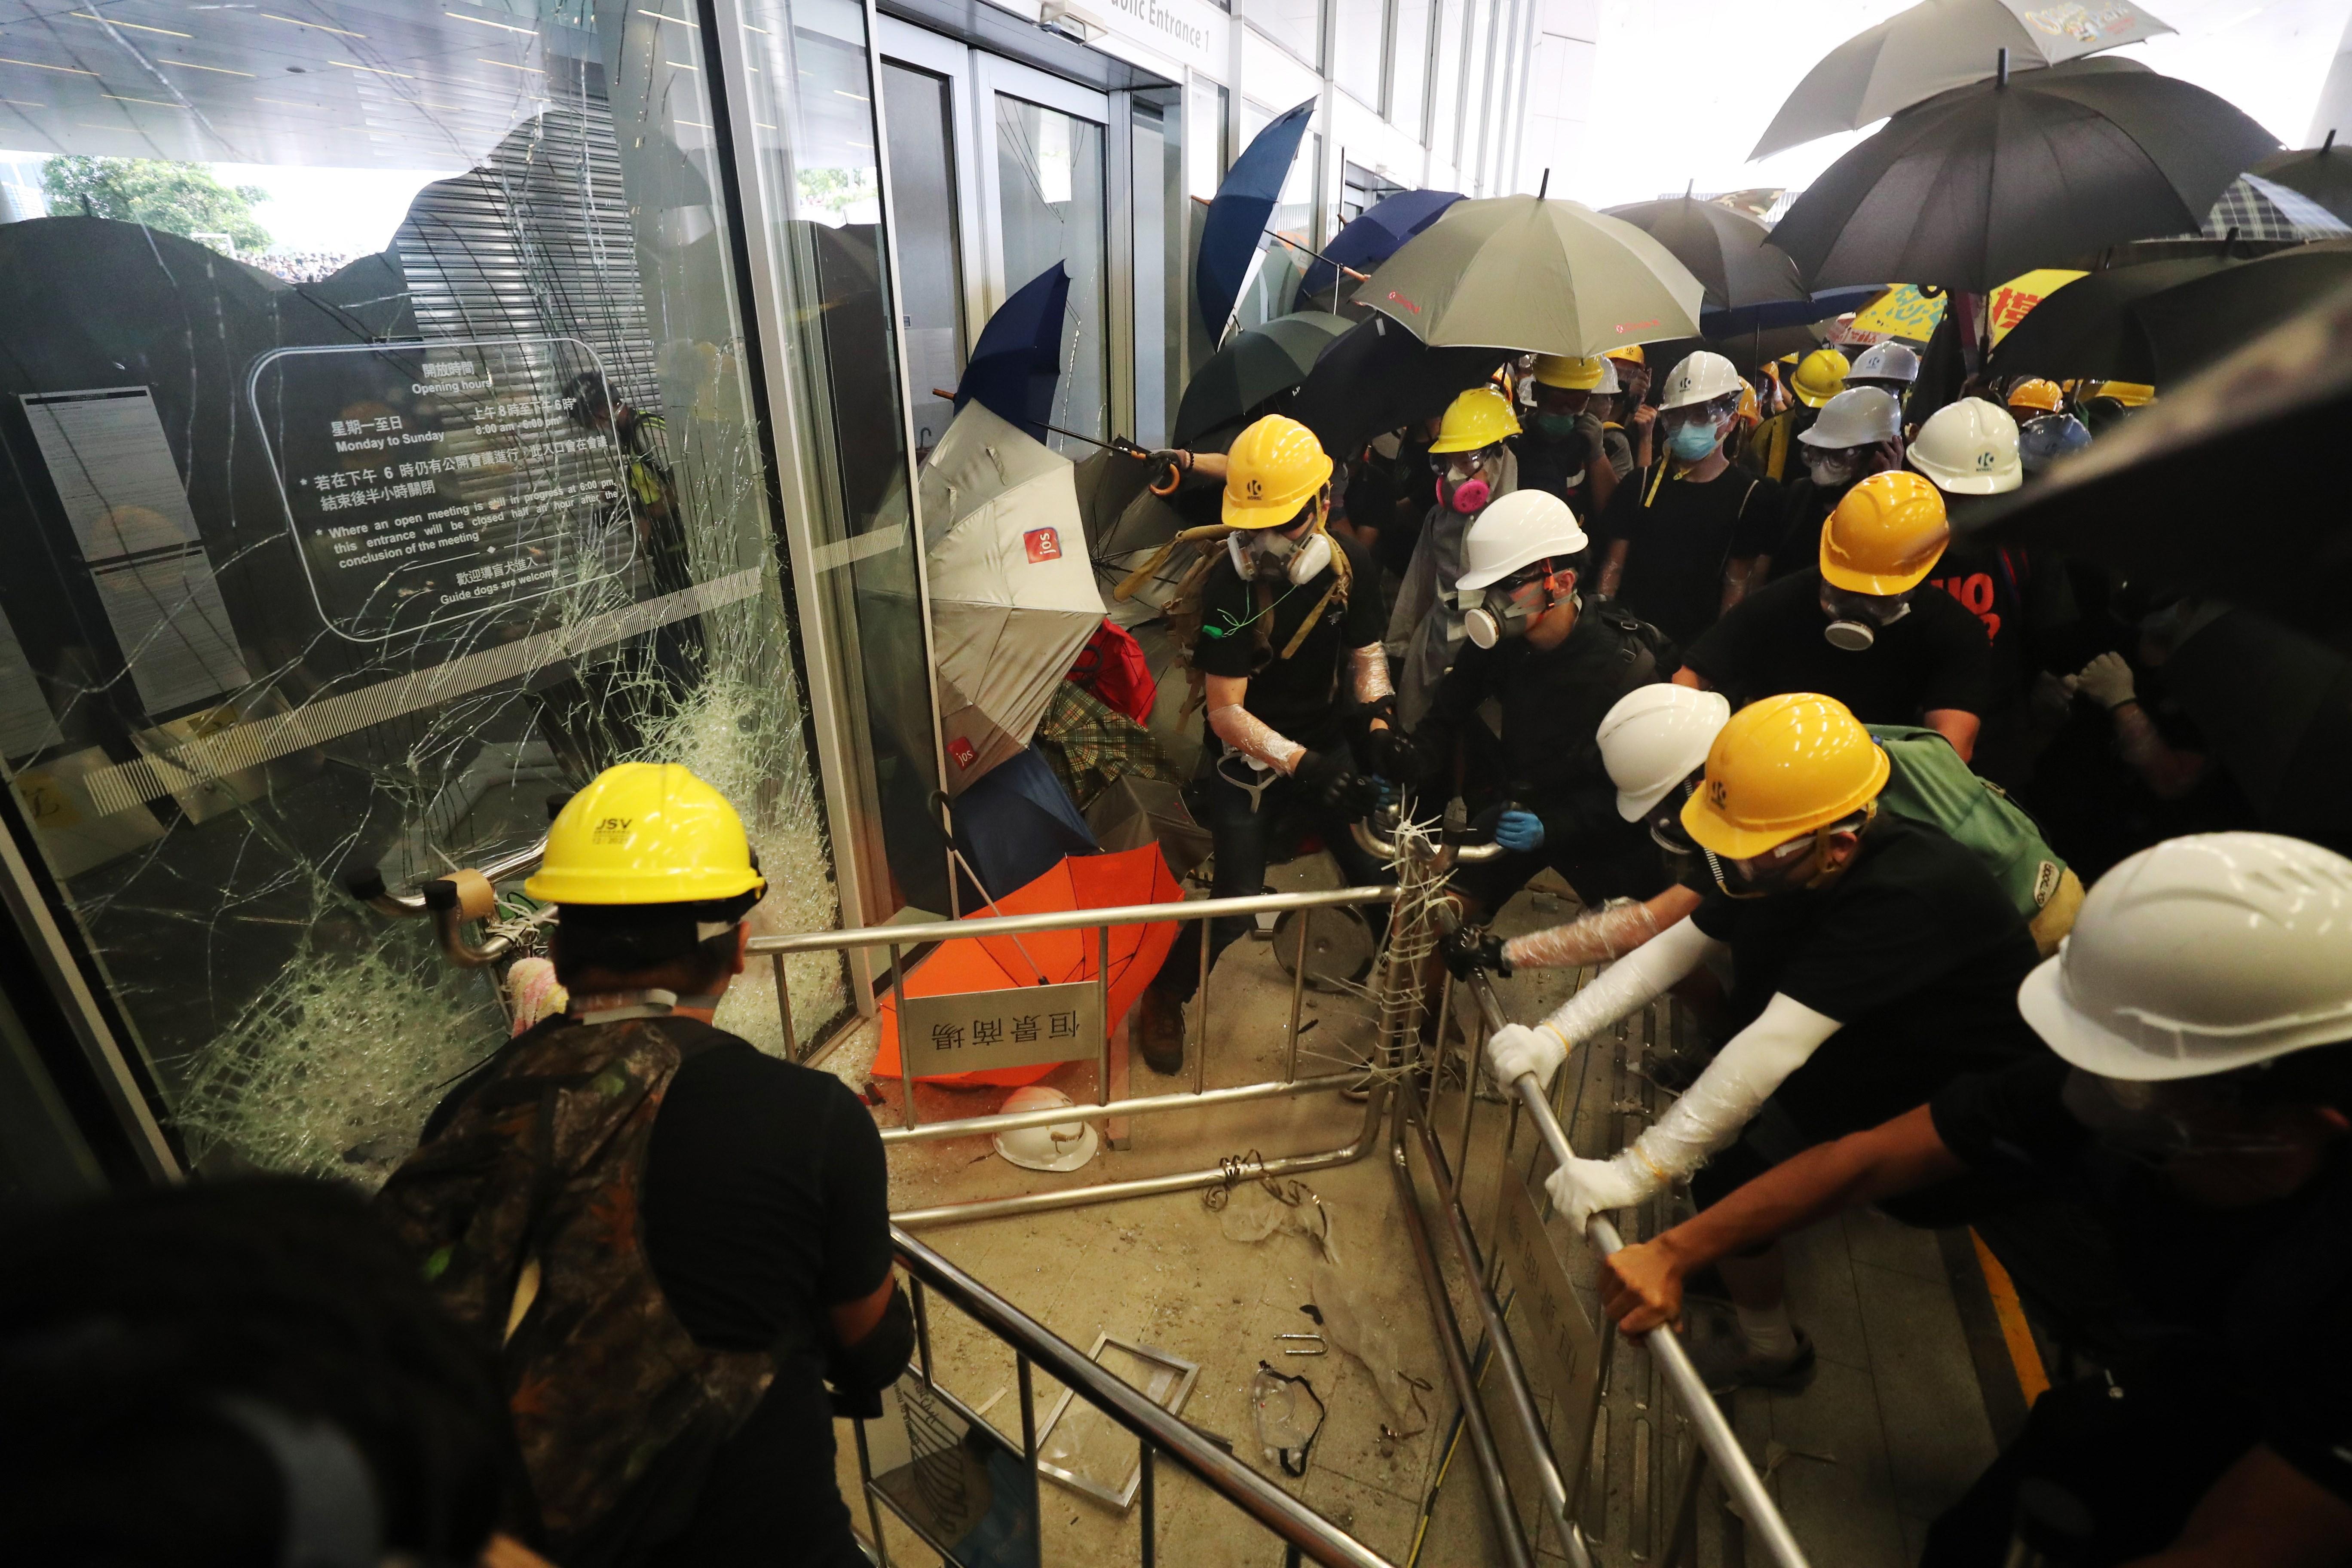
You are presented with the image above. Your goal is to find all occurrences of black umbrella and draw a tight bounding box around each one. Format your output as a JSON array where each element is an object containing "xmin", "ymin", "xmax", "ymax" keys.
[
  {"xmin": 1602, "ymin": 196, "xmax": 1808, "ymax": 313},
  {"xmin": 1286, "ymin": 314, "xmax": 1510, "ymax": 460},
  {"xmin": 1962, "ymin": 273, "xmax": 2352, "ymax": 641},
  {"xmin": 2251, "ymin": 131, "xmax": 2352, "ymax": 225},
  {"xmin": 1988, "ymin": 242, "xmax": 2352, "ymax": 383},
  {"xmin": 1170, "ymin": 310, "xmax": 1354, "ymax": 447},
  {"xmin": 1771, "ymin": 58, "xmax": 2278, "ymax": 293}
]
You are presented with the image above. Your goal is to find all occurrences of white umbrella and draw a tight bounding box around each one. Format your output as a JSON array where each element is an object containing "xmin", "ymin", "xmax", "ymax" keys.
[{"xmin": 920, "ymin": 401, "xmax": 1106, "ymax": 796}]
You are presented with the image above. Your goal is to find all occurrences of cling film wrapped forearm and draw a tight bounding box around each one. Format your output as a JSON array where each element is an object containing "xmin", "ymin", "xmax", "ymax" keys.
[
  {"xmin": 1210, "ymin": 702, "xmax": 1306, "ymax": 776},
  {"xmin": 1502, "ymin": 897, "xmax": 1661, "ymax": 971},
  {"xmin": 1348, "ymin": 643, "xmax": 1393, "ymax": 706}
]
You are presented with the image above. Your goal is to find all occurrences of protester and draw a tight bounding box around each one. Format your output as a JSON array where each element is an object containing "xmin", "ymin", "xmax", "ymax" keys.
[
  {"xmin": 376, "ymin": 763, "xmax": 907, "ymax": 1568},
  {"xmin": 1393, "ymin": 490, "xmax": 1669, "ymax": 929},
  {"xmin": 1678, "ymin": 472, "xmax": 1992, "ymax": 758},
  {"xmin": 1514, "ymin": 354, "xmax": 1631, "ymax": 521},
  {"xmin": 1761, "ymin": 386, "xmax": 1904, "ymax": 582},
  {"xmin": 1598, "ymin": 351, "xmax": 1785, "ymax": 647},
  {"xmin": 1139, "ymin": 415, "xmax": 1393, "ymax": 1071},
  {"xmin": 2018, "ymin": 410, "xmax": 2092, "ymax": 474},
  {"xmin": 2005, "ymin": 376, "xmax": 2063, "ymax": 425},
  {"xmin": 1842, "ymin": 340, "xmax": 1922, "ymax": 404},
  {"xmin": 1484, "ymin": 693, "xmax": 2048, "ymax": 1388},
  {"xmin": 1386, "ymin": 386, "xmax": 1522, "ymax": 727},
  {"xmin": 1591, "ymin": 832, "xmax": 2352, "ymax": 1568},
  {"xmin": 1603, "ymin": 343, "xmax": 1650, "ymax": 413},
  {"xmin": 0, "ymin": 1177, "xmax": 536, "ymax": 1568},
  {"xmin": 1743, "ymin": 347, "xmax": 1849, "ymax": 481}
]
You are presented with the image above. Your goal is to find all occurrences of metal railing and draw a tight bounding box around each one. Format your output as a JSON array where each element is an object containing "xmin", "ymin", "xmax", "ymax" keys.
[{"xmin": 857, "ymin": 1224, "xmax": 1400, "ymax": 1568}]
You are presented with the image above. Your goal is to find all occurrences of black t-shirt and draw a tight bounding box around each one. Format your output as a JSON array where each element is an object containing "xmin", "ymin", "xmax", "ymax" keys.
[
  {"xmin": 1932, "ymin": 1055, "xmax": 2352, "ymax": 1508},
  {"xmin": 1923, "ymin": 541, "xmax": 2078, "ymax": 707},
  {"xmin": 1602, "ymin": 464, "xmax": 1785, "ymax": 647},
  {"xmin": 1763, "ymin": 475, "xmax": 1842, "ymax": 582},
  {"xmin": 1690, "ymin": 815, "xmax": 2043, "ymax": 1139},
  {"xmin": 1415, "ymin": 602, "xmax": 1665, "ymax": 848},
  {"xmin": 1683, "ymin": 567, "xmax": 1994, "ymax": 725},
  {"xmin": 1191, "ymin": 531, "xmax": 1385, "ymax": 752}
]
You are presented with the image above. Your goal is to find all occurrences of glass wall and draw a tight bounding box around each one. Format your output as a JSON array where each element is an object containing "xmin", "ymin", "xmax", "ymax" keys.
[
  {"xmin": 1390, "ymin": 0, "xmax": 1433, "ymax": 139},
  {"xmin": 0, "ymin": 0, "xmax": 842, "ymax": 1179},
  {"xmin": 1238, "ymin": 0, "xmax": 1325, "ymax": 69},
  {"xmin": 1330, "ymin": 0, "xmax": 1386, "ymax": 110},
  {"xmin": 1430, "ymin": 0, "xmax": 1471, "ymax": 172},
  {"xmin": 995, "ymin": 94, "xmax": 1110, "ymax": 455}
]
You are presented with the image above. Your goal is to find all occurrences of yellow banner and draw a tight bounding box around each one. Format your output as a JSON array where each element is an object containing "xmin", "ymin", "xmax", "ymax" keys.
[{"xmin": 1844, "ymin": 270, "xmax": 2087, "ymax": 346}]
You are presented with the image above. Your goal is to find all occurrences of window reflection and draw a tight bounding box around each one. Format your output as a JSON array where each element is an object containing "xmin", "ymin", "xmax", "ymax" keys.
[{"xmin": 995, "ymin": 94, "xmax": 1107, "ymax": 454}]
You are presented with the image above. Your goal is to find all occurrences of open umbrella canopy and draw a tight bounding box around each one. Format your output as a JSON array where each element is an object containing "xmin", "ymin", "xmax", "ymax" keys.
[
  {"xmin": 2252, "ymin": 135, "xmax": 2352, "ymax": 224},
  {"xmin": 954, "ymin": 263, "xmax": 1070, "ymax": 443},
  {"xmin": 1988, "ymin": 242, "xmax": 2352, "ymax": 383},
  {"xmin": 1752, "ymin": 0, "xmax": 2174, "ymax": 160},
  {"xmin": 920, "ymin": 401, "xmax": 1108, "ymax": 795},
  {"xmin": 1171, "ymin": 310, "xmax": 1354, "ymax": 447},
  {"xmin": 1602, "ymin": 196, "xmax": 1807, "ymax": 314},
  {"xmin": 2193, "ymin": 175, "xmax": 2352, "ymax": 242},
  {"xmin": 1197, "ymin": 97, "xmax": 1317, "ymax": 340},
  {"xmin": 1353, "ymin": 194, "xmax": 1703, "ymax": 355},
  {"xmin": 1770, "ymin": 59, "xmax": 2278, "ymax": 293},
  {"xmin": 1294, "ymin": 188, "xmax": 1464, "ymax": 308},
  {"xmin": 874, "ymin": 843, "xmax": 1183, "ymax": 1085},
  {"xmin": 1703, "ymin": 285, "xmax": 1886, "ymax": 338},
  {"xmin": 1070, "ymin": 444, "xmax": 1157, "ymax": 560},
  {"xmin": 1287, "ymin": 313, "xmax": 1512, "ymax": 461}
]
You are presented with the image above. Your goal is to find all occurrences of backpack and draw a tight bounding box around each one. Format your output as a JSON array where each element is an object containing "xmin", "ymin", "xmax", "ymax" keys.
[
  {"xmin": 1870, "ymin": 725, "xmax": 2068, "ymax": 920},
  {"xmin": 1117, "ymin": 523, "xmax": 1354, "ymax": 720},
  {"xmin": 374, "ymin": 1014, "xmax": 786, "ymax": 1566}
]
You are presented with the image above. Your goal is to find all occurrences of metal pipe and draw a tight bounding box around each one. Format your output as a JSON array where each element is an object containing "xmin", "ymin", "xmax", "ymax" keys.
[
  {"xmin": 888, "ymin": 1226, "xmax": 1401, "ymax": 1568},
  {"xmin": 429, "ymin": 903, "xmax": 517, "ymax": 969},
  {"xmin": 891, "ymin": 1085, "xmax": 1387, "ymax": 1228},
  {"xmin": 1387, "ymin": 1100, "xmax": 1537, "ymax": 1568},
  {"xmin": 882, "ymin": 1068, "xmax": 1363, "ymax": 1145},
  {"xmin": 1458, "ymin": 968, "xmax": 1811, "ymax": 1568},
  {"xmin": 889, "ymin": 942, "xmax": 914, "ymax": 1131},
  {"xmin": 1096, "ymin": 923, "xmax": 1113, "ymax": 1106},
  {"xmin": 770, "ymin": 952, "xmax": 796, "ymax": 1060},
  {"xmin": 361, "ymin": 836, "xmax": 549, "ymax": 917},
  {"xmin": 747, "ymin": 885, "xmax": 1398, "ymax": 956},
  {"xmin": 1283, "ymin": 907, "xmax": 1311, "ymax": 1084}
]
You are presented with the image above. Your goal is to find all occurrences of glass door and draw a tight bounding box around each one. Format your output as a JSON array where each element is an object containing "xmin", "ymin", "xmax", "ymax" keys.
[{"xmin": 880, "ymin": 61, "xmax": 967, "ymax": 471}]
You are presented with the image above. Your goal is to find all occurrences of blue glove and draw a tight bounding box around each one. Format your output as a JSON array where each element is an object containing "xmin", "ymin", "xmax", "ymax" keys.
[{"xmin": 1494, "ymin": 809, "xmax": 1546, "ymax": 852}]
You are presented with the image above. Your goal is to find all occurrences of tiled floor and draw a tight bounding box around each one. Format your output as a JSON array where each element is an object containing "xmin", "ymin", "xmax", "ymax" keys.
[{"xmin": 811, "ymin": 861, "xmax": 2017, "ymax": 1568}]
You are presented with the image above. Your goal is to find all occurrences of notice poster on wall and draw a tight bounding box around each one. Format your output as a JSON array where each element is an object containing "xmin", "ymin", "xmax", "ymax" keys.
[{"xmin": 248, "ymin": 336, "xmax": 637, "ymax": 642}]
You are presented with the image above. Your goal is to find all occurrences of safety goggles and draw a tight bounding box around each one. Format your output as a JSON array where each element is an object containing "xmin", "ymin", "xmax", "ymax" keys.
[
  {"xmin": 1822, "ymin": 585, "xmax": 1913, "ymax": 627},
  {"xmin": 1430, "ymin": 444, "xmax": 1504, "ymax": 474},
  {"xmin": 1660, "ymin": 395, "xmax": 1736, "ymax": 431}
]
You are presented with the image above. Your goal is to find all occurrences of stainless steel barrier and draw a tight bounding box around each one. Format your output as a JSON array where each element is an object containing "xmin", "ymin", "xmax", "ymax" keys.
[{"xmin": 855, "ymin": 1224, "xmax": 1401, "ymax": 1568}]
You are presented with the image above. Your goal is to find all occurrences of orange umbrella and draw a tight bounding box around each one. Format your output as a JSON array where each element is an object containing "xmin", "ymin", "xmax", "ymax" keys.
[{"xmin": 874, "ymin": 845, "xmax": 1183, "ymax": 1085}]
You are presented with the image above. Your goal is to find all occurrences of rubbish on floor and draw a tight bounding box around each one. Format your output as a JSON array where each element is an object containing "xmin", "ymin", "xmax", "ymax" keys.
[
  {"xmin": 1034, "ymin": 1333, "xmax": 1197, "ymax": 1510},
  {"xmin": 1276, "ymin": 1331, "xmax": 1327, "ymax": 1357},
  {"xmin": 1250, "ymin": 1361, "xmax": 1327, "ymax": 1477},
  {"xmin": 991, "ymin": 1086, "xmax": 1100, "ymax": 1172}
]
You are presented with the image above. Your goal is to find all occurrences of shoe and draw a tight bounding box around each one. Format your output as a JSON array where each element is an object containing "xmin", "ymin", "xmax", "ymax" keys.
[
  {"xmin": 1678, "ymin": 1301, "xmax": 1817, "ymax": 1394},
  {"xmin": 1138, "ymin": 986, "xmax": 1185, "ymax": 1076}
]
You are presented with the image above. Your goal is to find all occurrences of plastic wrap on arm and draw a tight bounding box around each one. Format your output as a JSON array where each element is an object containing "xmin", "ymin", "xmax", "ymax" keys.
[
  {"xmin": 1503, "ymin": 897, "xmax": 1662, "ymax": 971},
  {"xmin": 1530, "ymin": 915, "xmax": 1722, "ymax": 1049},
  {"xmin": 1209, "ymin": 702, "xmax": 1307, "ymax": 776},
  {"xmin": 1609, "ymin": 992, "xmax": 1842, "ymax": 1195},
  {"xmin": 1349, "ymin": 643, "xmax": 1393, "ymax": 705}
]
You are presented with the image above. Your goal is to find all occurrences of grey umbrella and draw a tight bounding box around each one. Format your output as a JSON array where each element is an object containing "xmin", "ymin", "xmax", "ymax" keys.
[
  {"xmin": 1752, "ymin": 0, "xmax": 2173, "ymax": 160},
  {"xmin": 1770, "ymin": 59, "xmax": 2278, "ymax": 293},
  {"xmin": 1601, "ymin": 196, "xmax": 1807, "ymax": 312}
]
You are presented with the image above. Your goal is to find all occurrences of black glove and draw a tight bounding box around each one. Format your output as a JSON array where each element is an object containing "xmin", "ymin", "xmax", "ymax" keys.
[
  {"xmin": 1368, "ymin": 726, "xmax": 1425, "ymax": 783},
  {"xmin": 1441, "ymin": 925, "xmax": 1511, "ymax": 981},
  {"xmin": 1296, "ymin": 748, "xmax": 1375, "ymax": 817}
]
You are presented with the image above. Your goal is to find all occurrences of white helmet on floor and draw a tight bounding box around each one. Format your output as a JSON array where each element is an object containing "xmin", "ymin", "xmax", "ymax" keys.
[
  {"xmin": 1799, "ymin": 387, "xmax": 1903, "ymax": 450},
  {"xmin": 1598, "ymin": 683, "xmax": 1734, "ymax": 820},
  {"xmin": 1454, "ymin": 489, "xmax": 1589, "ymax": 591},
  {"xmin": 1658, "ymin": 351, "xmax": 1744, "ymax": 411},
  {"xmin": 2017, "ymin": 833, "xmax": 2352, "ymax": 1081},
  {"xmin": 1845, "ymin": 341, "xmax": 1921, "ymax": 386},
  {"xmin": 1907, "ymin": 397, "xmax": 2022, "ymax": 495},
  {"xmin": 992, "ymin": 1086, "xmax": 1100, "ymax": 1171}
]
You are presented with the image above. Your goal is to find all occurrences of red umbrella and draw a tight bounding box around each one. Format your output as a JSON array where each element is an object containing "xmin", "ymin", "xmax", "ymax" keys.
[{"xmin": 874, "ymin": 845, "xmax": 1183, "ymax": 1085}]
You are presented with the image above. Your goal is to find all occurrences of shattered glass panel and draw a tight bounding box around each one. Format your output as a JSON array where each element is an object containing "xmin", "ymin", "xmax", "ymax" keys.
[{"xmin": 0, "ymin": 0, "xmax": 844, "ymax": 1183}]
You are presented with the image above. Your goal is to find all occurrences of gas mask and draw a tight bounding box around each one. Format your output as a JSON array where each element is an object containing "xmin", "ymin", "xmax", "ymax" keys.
[
  {"xmin": 1804, "ymin": 453, "xmax": 1858, "ymax": 489},
  {"xmin": 1432, "ymin": 446, "xmax": 1499, "ymax": 514},
  {"xmin": 1227, "ymin": 522, "xmax": 1332, "ymax": 585},
  {"xmin": 1821, "ymin": 585, "xmax": 1912, "ymax": 651},
  {"xmin": 1462, "ymin": 570, "xmax": 1572, "ymax": 649}
]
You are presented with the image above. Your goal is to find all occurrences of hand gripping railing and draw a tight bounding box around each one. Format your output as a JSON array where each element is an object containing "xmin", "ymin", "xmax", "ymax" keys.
[
  {"xmin": 1454, "ymin": 961, "xmax": 1812, "ymax": 1568},
  {"xmin": 874, "ymin": 1224, "xmax": 1400, "ymax": 1568}
]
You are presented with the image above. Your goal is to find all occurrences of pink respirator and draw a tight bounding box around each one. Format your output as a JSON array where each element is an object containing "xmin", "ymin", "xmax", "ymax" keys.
[{"xmin": 1437, "ymin": 475, "xmax": 1492, "ymax": 514}]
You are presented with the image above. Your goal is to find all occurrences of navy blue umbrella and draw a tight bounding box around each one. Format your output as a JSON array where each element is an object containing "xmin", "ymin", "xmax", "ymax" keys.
[
  {"xmin": 1292, "ymin": 188, "xmax": 1464, "ymax": 310},
  {"xmin": 1196, "ymin": 98, "xmax": 1316, "ymax": 340},
  {"xmin": 1700, "ymin": 285, "xmax": 1887, "ymax": 337},
  {"xmin": 954, "ymin": 262, "xmax": 1069, "ymax": 442}
]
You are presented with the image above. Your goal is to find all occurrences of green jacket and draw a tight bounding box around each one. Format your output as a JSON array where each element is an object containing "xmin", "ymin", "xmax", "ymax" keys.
[{"xmin": 1871, "ymin": 725, "xmax": 2067, "ymax": 919}]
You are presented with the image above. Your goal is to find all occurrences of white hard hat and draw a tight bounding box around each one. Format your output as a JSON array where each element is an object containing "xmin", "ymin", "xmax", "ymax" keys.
[
  {"xmin": 992, "ymin": 1086, "xmax": 1100, "ymax": 1171},
  {"xmin": 1845, "ymin": 341, "xmax": 1921, "ymax": 385},
  {"xmin": 1598, "ymin": 683, "xmax": 1733, "ymax": 821},
  {"xmin": 1657, "ymin": 351, "xmax": 1744, "ymax": 412},
  {"xmin": 2017, "ymin": 833, "xmax": 2352, "ymax": 1082},
  {"xmin": 1454, "ymin": 488, "xmax": 1589, "ymax": 591},
  {"xmin": 1907, "ymin": 397, "xmax": 2021, "ymax": 496},
  {"xmin": 1799, "ymin": 387, "xmax": 1903, "ymax": 450}
]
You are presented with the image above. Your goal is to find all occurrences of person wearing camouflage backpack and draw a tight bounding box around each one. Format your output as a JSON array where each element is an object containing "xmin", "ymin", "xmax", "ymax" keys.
[{"xmin": 376, "ymin": 763, "xmax": 906, "ymax": 1567}]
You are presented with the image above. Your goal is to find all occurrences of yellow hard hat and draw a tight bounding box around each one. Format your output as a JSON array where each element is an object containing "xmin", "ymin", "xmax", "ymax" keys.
[
  {"xmin": 1428, "ymin": 385, "xmax": 1522, "ymax": 453},
  {"xmin": 2094, "ymin": 380, "xmax": 2155, "ymax": 407},
  {"xmin": 1789, "ymin": 348, "xmax": 1853, "ymax": 408},
  {"xmin": 1736, "ymin": 383, "xmax": 1760, "ymax": 425},
  {"xmin": 1222, "ymin": 413, "xmax": 1333, "ymax": 528},
  {"xmin": 1532, "ymin": 353, "xmax": 1608, "ymax": 390},
  {"xmin": 2006, "ymin": 377, "xmax": 2063, "ymax": 414},
  {"xmin": 525, "ymin": 763, "xmax": 768, "ymax": 907},
  {"xmin": 1680, "ymin": 693, "xmax": 1890, "ymax": 861},
  {"xmin": 1603, "ymin": 344, "xmax": 1645, "ymax": 366},
  {"xmin": 1819, "ymin": 470, "xmax": 1949, "ymax": 594}
]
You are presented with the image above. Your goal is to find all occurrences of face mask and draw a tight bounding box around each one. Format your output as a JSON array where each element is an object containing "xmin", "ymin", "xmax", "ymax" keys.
[
  {"xmin": 1821, "ymin": 587, "xmax": 1911, "ymax": 650},
  {"xmin": 1533, "ymin": 412, "xmax": 1580, "ymax": 441},
  {"xmin": 1227, "ymin": 526, "xmax": 1332, "ymax": 585},
  {"xmin": 1804, "ymin": 454, "xmax": 1858, "ymax": 489},
  {"xmin": 1463, "ymin": 576, "xmax": 1569, "ymax": 648},
  {"xmin": 1666, "ymin": 418, "xmax": 1722, "ymax": 460},
  {"xmin": 1436, "ymin": 474, "xmax": 1492, "ymax": 514}
]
